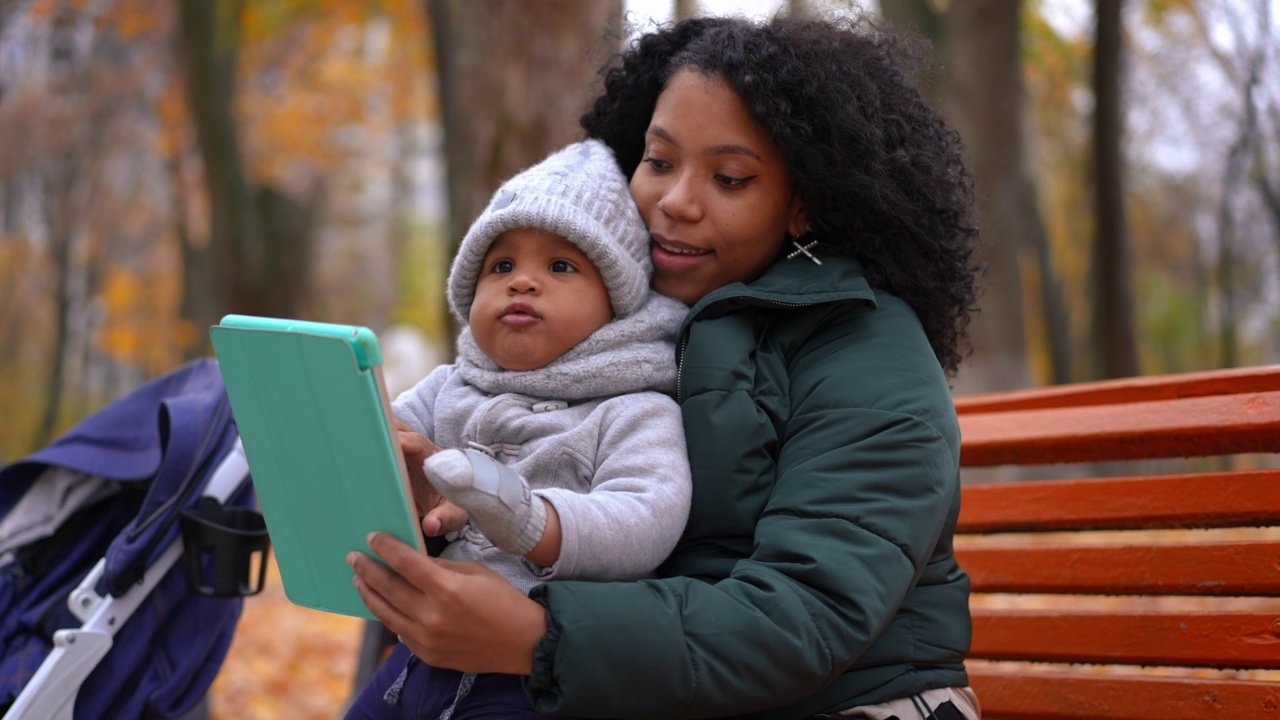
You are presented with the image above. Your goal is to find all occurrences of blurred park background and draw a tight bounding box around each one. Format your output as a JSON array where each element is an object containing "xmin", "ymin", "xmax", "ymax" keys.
[
  {"xmin": 3, "ymin": 0, "xmax": 1279, "ymax": 460},
  {"xmin": 0, "ymin": 0, "xmax": 1277, "ymax": 716}
]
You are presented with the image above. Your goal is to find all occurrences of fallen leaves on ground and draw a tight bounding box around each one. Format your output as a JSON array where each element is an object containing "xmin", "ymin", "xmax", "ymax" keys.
[{"xmin": 208, "ymin": 552, "xmax": 365, "ymax": 720}]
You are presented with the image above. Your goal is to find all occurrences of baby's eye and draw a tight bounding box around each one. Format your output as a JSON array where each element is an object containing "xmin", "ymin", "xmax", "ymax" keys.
[
  {"xmin": 549, "ymin": 259, "xmax": 576, "ymax": 273},
  {"xmin": 493, "ymin": 259, "xmax": 515, "ymax": 273}
]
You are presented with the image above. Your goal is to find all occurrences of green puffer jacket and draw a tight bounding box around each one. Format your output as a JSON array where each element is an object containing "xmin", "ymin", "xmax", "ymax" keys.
[{"xmin": 526, "ymin": 255, "xmax": 971, "ymax": 719}]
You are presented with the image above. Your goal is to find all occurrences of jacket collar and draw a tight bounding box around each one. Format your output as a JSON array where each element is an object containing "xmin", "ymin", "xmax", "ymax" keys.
[{"xmin": 682, "ymin": 254, "xmax": 878, "ymax": 329}]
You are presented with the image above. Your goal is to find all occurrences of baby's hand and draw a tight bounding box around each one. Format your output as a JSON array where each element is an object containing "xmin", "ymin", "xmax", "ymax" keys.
[
  {"xmin": 425, "ymin": 449, "xmax": 546, "ymax": 556},
  {"xmin": 392, "ymin": 420, "xmax": 467, "ymax": 537},
  {"xmin": 393, "ymin": 419, "xmax": 441, "ymax": 464},
  {"xmin": 392, "ymin": 419, "xmax": 439, "ymax": 515},
  {"xmin": 421, "ymin": 500, "xmax": 468, "ymax": 538}
]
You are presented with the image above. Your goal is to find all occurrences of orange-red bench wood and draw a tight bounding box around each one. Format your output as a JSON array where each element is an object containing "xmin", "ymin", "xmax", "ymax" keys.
[
  {"xmin": 958, "ymin": 539, "xmax": 1280, "ymax": 595},
  {"xmin": 969, "ymin": 610, "xmax": 1280, "ymax": 667},
  {"xmin": 958, "ymin": 469, "xmax": 1280, "ymax": 531},
  {"xmin": 954, "ymin": 363, "xmax": 1280, "ymax": 413},
  {"xmin": 965, "ymin": 670, "xmax": 1280, "ymax": 720},
  {"xmin": 958, "ymin": 389, "xmax": 1280, "ymax": 466},
  {"xmin": 954, "ymin": 364, "xmax": 1280, "ymax": 720}
]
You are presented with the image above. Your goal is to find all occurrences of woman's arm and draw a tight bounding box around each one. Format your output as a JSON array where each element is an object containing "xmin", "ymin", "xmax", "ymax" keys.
[
  {"xmin": 524, "ymin": 416, "xmax": 955, "ymax": 717},
  {"xmin": 349, "ymin": 532, "xmax": 546, "ymax": 675}
]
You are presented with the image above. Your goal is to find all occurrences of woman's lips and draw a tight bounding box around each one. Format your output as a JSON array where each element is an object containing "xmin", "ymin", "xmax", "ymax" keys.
[
  {"xmin": 651, "ymin": 235, "xmax": 711, "ymax": 272},
  {"xmin": 500, "ymin": 302, "xmax": 540, "ymax": 326},
  {"xmin": 651, "ymin": 234, "xmax": 709, "ymax": 255}
]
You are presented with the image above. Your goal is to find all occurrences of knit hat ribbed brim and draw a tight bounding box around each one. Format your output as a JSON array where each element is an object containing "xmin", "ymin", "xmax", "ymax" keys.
[{"xmin": 448, "ymin": 139, "xmax": 652, "ymax": 322}]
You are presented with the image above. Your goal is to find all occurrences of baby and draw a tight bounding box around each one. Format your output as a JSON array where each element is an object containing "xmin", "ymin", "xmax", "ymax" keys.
[{"xmin": 345, "ymin": 140, "xmax": 692, "ymax": 720}]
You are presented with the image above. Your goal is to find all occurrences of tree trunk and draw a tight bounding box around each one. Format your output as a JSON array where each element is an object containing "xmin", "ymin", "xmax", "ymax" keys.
[
  {"xmin": 1091, "ymin": 0, "xmax": 1138, "ymax": 378},
  {"xmin": 1021, "ymin": 173, "xmax": 1074, "ymax": 385},
  {"xmin": 177, "ymin": 0, "xmax": 317, "ymax": 353},
  {"xmin": 944, "ymin": 0, "xmax": 1034, "ymax": 394},
  {"xmin": 177, "ymin": 0, "xmax": 255, "ymax": 327},
  {"xmin": 882, "ymin": 0, "xmax": 1079, "ymax": 483},
  {"xmin": 165, "ymin": 148, "xmax": 218, "ymax": 360},
  {"xmin": 35, "ymin": 167, "xmax": 72, "ymax": 447},
  {"xmin": 429, "ymin": 0, "xmax": 623, "ymax": 251},
  {"xmin": 1222, "ymin": 5, "xmax": 1270, "ymax": 369},
  {"xmin": 31, "ymin": 7, "xmax": 111, "ymax": 445},
  {"xmin": 882, "ymin": 0, "xmax": 1072, "ymax": 388}
]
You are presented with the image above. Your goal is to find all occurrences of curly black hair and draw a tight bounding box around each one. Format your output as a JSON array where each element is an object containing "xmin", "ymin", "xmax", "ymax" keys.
[{"xmin": 581, "ymin": 11, "xmax": 982, "ymax": 376}]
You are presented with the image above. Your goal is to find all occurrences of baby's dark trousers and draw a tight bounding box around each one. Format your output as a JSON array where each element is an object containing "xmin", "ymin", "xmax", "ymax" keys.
[{"xmin": 344, "ymin": 642, "xmax": 545, "ymax": 720}]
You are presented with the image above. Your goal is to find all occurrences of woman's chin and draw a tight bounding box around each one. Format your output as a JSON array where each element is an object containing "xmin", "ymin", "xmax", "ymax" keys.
[{"xmin": 652, "ymin": 275, "xmax": 705, "ymax": 306}]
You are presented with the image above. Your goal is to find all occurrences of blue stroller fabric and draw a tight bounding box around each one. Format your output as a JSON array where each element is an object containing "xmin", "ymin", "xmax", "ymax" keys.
[{"xmin": 0, "ymin": 357, "xmax": 255, "ymax": 718}]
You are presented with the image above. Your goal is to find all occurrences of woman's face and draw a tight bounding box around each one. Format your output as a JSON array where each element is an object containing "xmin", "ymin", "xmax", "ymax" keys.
[{"xmin": 630, "ymin": 69, "xmax": 808, "ymax": 305}]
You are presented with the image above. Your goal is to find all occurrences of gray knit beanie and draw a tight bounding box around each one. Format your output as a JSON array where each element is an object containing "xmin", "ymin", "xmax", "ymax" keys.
[{"xmin": 447, "ymin": 139, "xmax": 652, "ymax": 323}]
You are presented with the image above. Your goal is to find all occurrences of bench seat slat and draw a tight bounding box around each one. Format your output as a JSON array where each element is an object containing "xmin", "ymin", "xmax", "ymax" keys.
[
  {"xmin": 958, "ymin": 390, "xmax": 1280, "ymax": 466},
  {"xmin": 969, "ymin": 668, "xmax": 1280, "ymax": 720},
  {"xmin": 958, "ymin": 469, "xmax": 1280, "ymax": 532},
  {"xmin": 958, "ymin": 540, "xmax": 1280, "ymax": 595},
  {"xmin": 970, "ymin": 610, "xmax": 1280, "ymax": 667},
  {"xmin": 954, "ymin": 364, "xmax": 1280, "ymax": 414}
]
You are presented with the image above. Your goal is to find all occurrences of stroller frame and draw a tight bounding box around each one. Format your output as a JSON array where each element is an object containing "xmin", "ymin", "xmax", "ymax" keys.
[{"xmin": 3, "ymin": 441, "xmax": 251, "ymax": 720}]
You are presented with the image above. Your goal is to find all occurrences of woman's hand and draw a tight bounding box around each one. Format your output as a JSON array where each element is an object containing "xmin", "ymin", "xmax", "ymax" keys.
[
  {"xmin": 392, "ymin": 420, "xmax": 467, "ymax": 537},
  {"xmin": 348, "ymin": 531, "xmax": 547, "ymax": 675}
]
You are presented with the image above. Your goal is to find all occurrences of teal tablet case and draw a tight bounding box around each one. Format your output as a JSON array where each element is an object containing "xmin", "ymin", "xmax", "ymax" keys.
[{"xmin": 209, "ymin": 314, "xmax": 424, "ymax": 619}]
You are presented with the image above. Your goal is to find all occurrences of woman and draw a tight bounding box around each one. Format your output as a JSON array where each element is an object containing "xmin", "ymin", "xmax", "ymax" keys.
[{"xmin": 349, "ymin": 10, "xmax": 982, "ymax": 719}]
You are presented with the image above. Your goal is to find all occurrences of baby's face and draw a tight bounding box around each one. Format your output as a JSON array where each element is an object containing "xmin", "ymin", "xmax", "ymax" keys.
[{"xmin": 470, "ymin": 229, "xmax": 613, "ymax": 371}]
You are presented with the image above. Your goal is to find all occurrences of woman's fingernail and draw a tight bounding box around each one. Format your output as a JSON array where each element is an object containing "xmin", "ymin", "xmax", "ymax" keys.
[
  {"xmin": 367, "ymin": 531, "xmax": 380, "ymax": 545},
  {"xmin": 346, "ymin": 552, "xmax": 357, "ymax": 568}
]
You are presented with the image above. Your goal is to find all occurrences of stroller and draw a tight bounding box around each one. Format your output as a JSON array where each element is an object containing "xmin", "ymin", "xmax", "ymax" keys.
[{"xmin": 0, "ymin": 358, "xmax": 269, "ymax": 720}]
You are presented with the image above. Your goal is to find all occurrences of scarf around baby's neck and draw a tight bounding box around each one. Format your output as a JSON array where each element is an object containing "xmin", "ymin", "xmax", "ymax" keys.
[{"xmin": 454, "ymin": 291, "xmax": 688, "ymax": 402}]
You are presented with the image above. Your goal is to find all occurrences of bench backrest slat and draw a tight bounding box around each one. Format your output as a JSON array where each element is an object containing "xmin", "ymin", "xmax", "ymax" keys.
[
  {"xmin": 959, "ymin": 389, "xmax": 1280, "ymax": 466},
  {"xmin": 971, "ymin": 610, "xmax": 1280, "ymax": 667},
  {"xmin": 958, "ymin": 540, "xmax": 1280, "ymax": 595},
  {"xmin": 958, "ymin": 469, "xmax": 1280, "ymax": 532},
  {"xmin": 954, "ymin": 364, "xmax": 1280, "ymax": 414},
  {"xmin": 967, "ymin": 669, "xmax": 1280, "ymax": 720}
]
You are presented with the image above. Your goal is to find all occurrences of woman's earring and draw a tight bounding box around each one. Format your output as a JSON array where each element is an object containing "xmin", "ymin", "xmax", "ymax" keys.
[{"xmin": 786, "ymin": 235, "xmax": 822, "ymax": 265}]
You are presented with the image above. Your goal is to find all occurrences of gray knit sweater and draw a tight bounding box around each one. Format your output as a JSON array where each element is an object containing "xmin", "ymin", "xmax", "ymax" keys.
[{"xmin": 392, "ymin": 291, "xmax": 691, "ymax": 594}]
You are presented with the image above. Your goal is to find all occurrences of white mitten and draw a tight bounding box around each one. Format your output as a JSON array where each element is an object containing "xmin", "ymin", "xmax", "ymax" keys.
[{"xmin": 424, "ymin": 448, "xmax": 547, "ymax": 556}]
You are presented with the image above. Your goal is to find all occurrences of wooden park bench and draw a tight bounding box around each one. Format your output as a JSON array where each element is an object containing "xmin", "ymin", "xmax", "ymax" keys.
[
  {"xmin": 347, "ymin": 364, "xmax": 1280, "ymax": 718},
  {"xmin": 954, "ymin": 364, "xmax": 1280, "ymax": 720}
]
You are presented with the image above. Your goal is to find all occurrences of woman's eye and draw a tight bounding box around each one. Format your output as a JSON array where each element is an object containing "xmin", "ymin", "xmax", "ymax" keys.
[
  {"xmin": 642, "ymin": 156, "xmax": 671, "ymax": 171},
  {"xmin": 716, "ymin": 173, "xmax": 756, "ymax": 188},
  {"xmin": 549, "ymin": 260, "xmax": 575, "ymax": 273},
  {"xmin": 493, "ymin": 259, "xmax": 515, "ymax": 273}
]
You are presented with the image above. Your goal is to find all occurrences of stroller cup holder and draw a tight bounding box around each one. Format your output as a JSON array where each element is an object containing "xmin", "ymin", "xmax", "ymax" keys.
[{"xmin": 180, "ymin": 496, "xmax": 270, "ymax": 597}]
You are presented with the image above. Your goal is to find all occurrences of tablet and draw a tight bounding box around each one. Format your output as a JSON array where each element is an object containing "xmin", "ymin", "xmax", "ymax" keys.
[{"xmin": 209, "ymin": 314, "xmax": 424, "ymax": 619}]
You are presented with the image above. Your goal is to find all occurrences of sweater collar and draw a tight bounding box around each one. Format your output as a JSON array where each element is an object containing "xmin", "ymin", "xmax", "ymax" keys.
[{"xmin": 454, "ymin": 291, "xmax": 686, "ymax": 402}]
